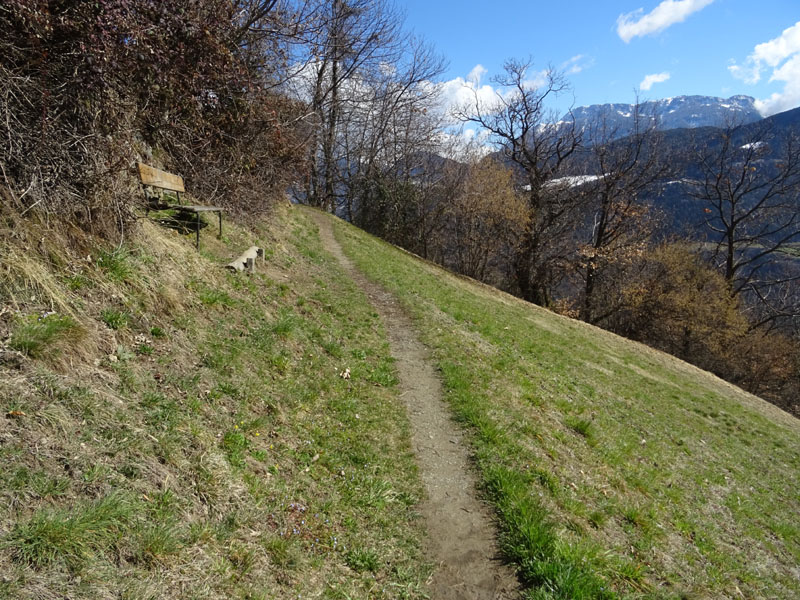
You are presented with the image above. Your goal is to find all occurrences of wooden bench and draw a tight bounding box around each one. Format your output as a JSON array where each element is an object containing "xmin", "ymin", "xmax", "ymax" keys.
[{"xmin": 137, "ymin": 162, "xmax": 223, "ymax": 249}]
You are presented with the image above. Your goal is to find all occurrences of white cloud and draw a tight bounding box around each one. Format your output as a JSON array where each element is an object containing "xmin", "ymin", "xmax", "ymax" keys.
[
  {"xmin": 433, "ymin": 64, "xmax": 557, "ymax": 152},
  {"xmin": 730, "ymin": 21, "xmax": 800, "ymax": 115},
  {"xmin": 436, "ymin": 64, "xmax": 552, "ymax": 124},
  {"xmin": 639, "ymin": 72, "xmax": 671, "ymax": 90},
  {"xmin": 560, "ymin": 54, "xmax": 595, "ymax": 75},
  {"xmin": 436, "ymin": 127, "xmax": 493, "ymax": 159},
  {"xmin": 467, "ymin": 64, "xmax": 487, "ymax": 85},
  {"xmin": 521, "ymin": 68, "xmax": 550, "ymax": 92},
  {"xmin": 755, "ymin": 54, "xmax": 800, "ymax": 115},
  {"xmin": 437, "ymin": 72, "xmax": 500, "ymax": 121},
  {"xmin": 754, "ymin": 21, "xmax": 800, "ymax": 70},
  {"xmin": 617, "ymin": 0, "xmax": 715, "ymax": 43}
]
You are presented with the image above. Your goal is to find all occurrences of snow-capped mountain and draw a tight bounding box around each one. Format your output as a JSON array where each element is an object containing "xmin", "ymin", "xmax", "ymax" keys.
[{"xmin": 562, "ymin": 95, "xmax": 762, "ymax": 137}]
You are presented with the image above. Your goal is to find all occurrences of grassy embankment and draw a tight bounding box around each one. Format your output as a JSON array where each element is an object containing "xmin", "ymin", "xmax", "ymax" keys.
[
  {"xmin": 0, "ymin": 207, "xmax": 430, "ymax": 599},
  {"xmin": 334, "ymin": 214, "xmax": 800, "ymax": 600}
]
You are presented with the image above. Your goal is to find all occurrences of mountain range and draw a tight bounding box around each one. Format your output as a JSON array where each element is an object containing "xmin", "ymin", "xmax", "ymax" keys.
[{"xmin": 562, "ymin": 94, "xmax": 763, "ymax": 138}]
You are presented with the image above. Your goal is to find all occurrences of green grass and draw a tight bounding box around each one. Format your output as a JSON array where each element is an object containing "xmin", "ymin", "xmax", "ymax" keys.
[
  {"xmin": 3, "ymin": 467, "xmax": 70, "ymax": 499},
  {"xmin": 565, "ymin": 416, "xmax": 596, "ymax": 444},
  {"xmin": 100, "ymin": 308, "xmax": 129, "ymax": 330},
  {"xmin": 96, "ymin": 248, "xmax": 133, "ymax": 282},
  {"xmin": 135, "ymin": 343, "xmax": 154, "ymax": 356},
  {"xmin": 196, "ymin": 286, "xmax": 235, "ymax": 307},
  {"xmin": 9, "ymin": 313, "xmax": 82, "ymax": 358},
  {"xmin": 332, "ymin": 212, "xmax": 800, "ymax": 599},
  {"xmin": 345, "ymin": 547, "xmax": 381, "ymax": 573},
  {"xmin": 65, "ymin": 272, "xmax": 92, "ymax": 291},
  {"xmin": 486, "ymin": 464, "xmax": 616, "ymax": 599},
  {"xmin": 7, "ymin": 204, "xmax": 796, "ymax": 599},
  {"xmin": 6, "ymin": 493, "xmax": 135, "ymax": 569},
  {"xmin": 134, "ymin": 522, "xmax": 182, "ymax": 564}
]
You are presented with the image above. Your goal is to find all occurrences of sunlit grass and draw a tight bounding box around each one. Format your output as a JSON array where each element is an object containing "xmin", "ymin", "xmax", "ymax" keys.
[
  {"xmin": 9, "ymin": 313, "xmax": 82, "ymax": 358},
  {"xmin": 334, "ymin": 212, "xmax": 800, "ymax": 600}
]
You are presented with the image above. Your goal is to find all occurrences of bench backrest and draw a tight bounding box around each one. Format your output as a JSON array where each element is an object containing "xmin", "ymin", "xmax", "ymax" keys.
[{"xmin": 137, "ymin": 162, "xmax": 185, "ymax": 193}]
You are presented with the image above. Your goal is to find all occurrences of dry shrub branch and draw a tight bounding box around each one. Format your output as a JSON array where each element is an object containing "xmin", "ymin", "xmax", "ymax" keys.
[{"xmin": 0, "ymin": 1, "xmax": 306, "ymax": 237}]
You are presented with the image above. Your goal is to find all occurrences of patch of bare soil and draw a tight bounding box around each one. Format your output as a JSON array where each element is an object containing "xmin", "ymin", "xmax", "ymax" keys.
[{"xmin": 306, "ymin": 208, "xmax": 518, "ymax": 599}]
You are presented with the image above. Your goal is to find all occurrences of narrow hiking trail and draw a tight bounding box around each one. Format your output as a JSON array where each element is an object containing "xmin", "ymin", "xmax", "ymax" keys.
[{"xmin": 306, "ymin": 208, "xmax": 518, "ymax": 600}]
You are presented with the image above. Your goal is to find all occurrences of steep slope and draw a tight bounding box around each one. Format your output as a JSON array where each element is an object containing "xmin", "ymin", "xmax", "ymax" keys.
[
  {"xmin": 0, "ymin": 207, "xmax": 430, "ymax": 599},
  {"xmin": 333, "ymin": 213, "xmax": 800, "ymax": 599}
]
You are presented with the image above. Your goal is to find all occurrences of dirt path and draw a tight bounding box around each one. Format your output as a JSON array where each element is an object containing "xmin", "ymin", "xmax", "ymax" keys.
[{"xmin": 307, "ymin": 209, "xmax": 518, "ymax": 599}]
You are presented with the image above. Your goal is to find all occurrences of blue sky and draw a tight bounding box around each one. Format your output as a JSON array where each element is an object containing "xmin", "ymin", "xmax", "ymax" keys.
[{"xmin": 401, "ymin": 0, "xmax": 800, "ymax": 117}]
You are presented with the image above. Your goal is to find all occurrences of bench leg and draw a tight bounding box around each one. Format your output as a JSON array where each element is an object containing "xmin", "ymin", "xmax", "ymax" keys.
[{"xmin": 196, "ymin": 212, "xmax": 200, "ymax": 249}]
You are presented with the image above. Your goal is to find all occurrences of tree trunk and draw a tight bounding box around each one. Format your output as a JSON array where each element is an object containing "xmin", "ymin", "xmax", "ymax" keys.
[
  {"xmin": 323, "ymin": 54, "xmax": 339, "ymax": 213},
  {"xmin": 513, "ymin": 231, "xmax": 534, "ymax": 302},
  {"xmin": 582, "ymin": 263, "xmax": 596, "ymax": 322}
]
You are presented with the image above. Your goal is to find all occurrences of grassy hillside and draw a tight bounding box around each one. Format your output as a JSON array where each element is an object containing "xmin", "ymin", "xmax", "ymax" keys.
[
  {"xmin": 2, "ymin": 204, "xmax": 798, "ymax": 599},
  {"xmin": 0, "ymin": 208, "xmax": 430, "ymax": 599},
  {"xmin": 333, "ymin": 215, "xmax": 800, "ymax": 599}
]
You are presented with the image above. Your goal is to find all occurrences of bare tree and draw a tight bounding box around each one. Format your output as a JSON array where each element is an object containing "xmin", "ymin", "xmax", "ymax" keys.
[
  {"xmin": 575, "ymin": 103, "xmax": 668, "ymax": 323},
  {"xmin": 337, "ymin": 36, "xmax": 445, "ymax": 225},
  {"xmin": 349, "ymin": 122, "xmax": 458, "ymax": 259},
  {"xmin": 690, "ymin": 122, "xmax": 800, "ymax": 328},
  {"xmin": 455, "ymin": 58, "xmax": 582, "ymax": 305},
  {"xmin": 299, "ymin": 0, "xmax": 410, "ymax": 211}
]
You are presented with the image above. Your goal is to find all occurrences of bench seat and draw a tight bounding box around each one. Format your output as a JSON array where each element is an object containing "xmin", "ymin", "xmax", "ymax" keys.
[{"xmin": 138, "ymin": 162, "xmax": 223, "ymax": 248}]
